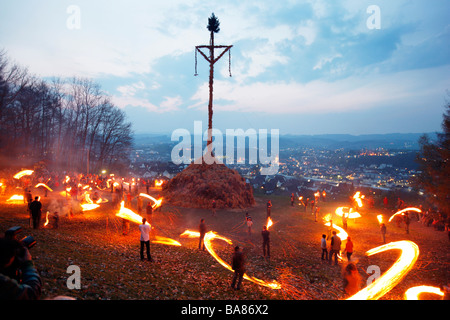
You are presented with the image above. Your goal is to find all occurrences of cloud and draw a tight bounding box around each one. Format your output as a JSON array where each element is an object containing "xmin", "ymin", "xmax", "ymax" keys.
[
  {"xmin": 190, "ymin": 65, "xmax": 450, "ymax": 115},
  {"xmin": 112, "ymin": 93, "xmax": 182, "ymax": 113},
  {"xmin": 117, "ymin": 81, "xmax": 146, "ymax": 97},
  {"xmin": 313, "ymin": 53, "xmax": 343, "ymax": 70}
]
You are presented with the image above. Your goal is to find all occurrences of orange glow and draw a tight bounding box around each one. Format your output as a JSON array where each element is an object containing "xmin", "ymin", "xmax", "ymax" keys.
[
  {"xmin": 377, "ymin": 214, "xmax": 384, "ymax": 224},
  {"xmin": 139, "ymin": 193, "xmax": 163, "ymax": 209},
  {"xmin": 180, "ymin": 230, "xmax": 200, "ymax": 238},
  {"xmin": 323, "ymin": 213, "xmax": 332, "ymax": 222},
  {"xmin": 35, "ymin": 183, "xmax": 53, "ymax": 192},
  {"xmin": 388, "ymin": 207, "xmax": 422, "ymax": 222},
  {"xmin": 80, "ymin": 193, "xmax": 100, "ymax": 211},
  {"xmin": 116, "ymin": 201, "xmax": 149, "ymax": 225},
  {"xmin": 13, "ymin": 170, "xmax": 34, "ymax": 179},
  {"xmin": 353, "ymin": 191, "xmax": 365, "ymax": 208},
  {"xmin": 44, "ymin": 212, "xmax": 50, "ymax": 227},
  {"xmin": 153, "ymin": 236, "xmax": 182, "ymax": 247},
  {"xmin": 347, "ymin": 241, "xmax": 419, "ymax": 300},
  {"xmin": 335, "ymin": 207, "xmax": 361, "ymax": 219},
  {"xmin": 6, "ymin": 194, "xmax": 24, "ymax": 203},
  {"xmin": 266, "ymin": 217, "xmax": 273, "ymax": 230},
  {"xmin": 80, "ymin": 203, "xmax": 100, "ymax": 211},
  {"xmin": 180, "ymin": 230, "xmax": 281, "ymax": 290},
  {"xmin": 324, "ymin": 221, "xmax": 348, "ymax": 241},
  {"xmin": 404, "ymin": 285, "xmax": 444, "ymax": 300},
  {"xmin": 155, "ymin": 179, "xmax": 164, "ymax": 187}
]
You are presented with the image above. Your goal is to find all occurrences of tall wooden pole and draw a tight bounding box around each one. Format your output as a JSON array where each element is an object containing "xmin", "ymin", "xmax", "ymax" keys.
[
  {"xmin": 195, "ymin": 15, "xmax": 232, "ymax": 160},
  {"xmin": 208, "ymin": 30, "xmax": 215, "ymax": 154}
]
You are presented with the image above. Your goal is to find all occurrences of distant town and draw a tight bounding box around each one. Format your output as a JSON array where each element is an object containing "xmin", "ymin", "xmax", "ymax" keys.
[{"xmin": 128, "ymin": 132, "xmax": 435, "ymax": 203}]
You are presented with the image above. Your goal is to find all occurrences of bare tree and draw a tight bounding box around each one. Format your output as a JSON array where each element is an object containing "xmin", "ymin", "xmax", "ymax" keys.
[{"xmin": 0, "ymin": 51, "xmax": 133, "ymax": 173}]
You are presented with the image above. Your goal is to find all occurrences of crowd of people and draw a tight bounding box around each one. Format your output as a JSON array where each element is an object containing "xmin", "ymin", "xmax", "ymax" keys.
[{"xmin": 1, "ymin": 167, "xmax": 449, "ymax": 300}]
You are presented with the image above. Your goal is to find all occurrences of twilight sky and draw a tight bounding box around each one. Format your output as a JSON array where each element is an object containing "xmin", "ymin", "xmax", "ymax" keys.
[{"xmin": 1, "ymin": 0, "xmax": 449, "ymax": 135}]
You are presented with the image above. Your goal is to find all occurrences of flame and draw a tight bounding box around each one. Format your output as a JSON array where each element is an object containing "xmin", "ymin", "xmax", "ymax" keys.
[
  {"xmin": 65, "ymin": 176, "xmax": 70, "ymax": 183},
  {"xmin": 116, "ymin": 201, "xmax": 148, "ymax": 225},
  {"xmin": 13, "ymin": 170, "xmax": 34, "ymax": 179},
  {"xmin": 180, "ymin": 230, "xmax": 281, "ymax": 290},
  {"xmin": 266, "ymin": 217, "xmax": 273, "ymax": 230},
  {"xmin": 44, "ymin": 212, "xmax": 50, "ymax": 227},
  {"xmin": 377, "ymin": 214, "xmax": 384, "ymax": 224},
  {"xmin": 388, "ymin": 207, "xmax": 422, "ymax": 223},
  {"xmin": 155, "ymin": 179, "xmax": 164, "ymax": 187},
  {"xmin": 347, "ymin": 241, "xmax": 420, "ymax": 300},
  {"xmin": 6, "ymin": 194, "xmax": 24, "ymax": 203},
  {"xmin": 80, "ymin": 193, "xmax": 100, "ymax": 211},
  {"xmin": 180, "ymin": 230, "xmax": 200, "ymax": 238},
  {"xmin": 35, "ymin": 183, "xmax": 53, "ymax": 192},
  {"xmin": 335, "ymin": 207, "xmax": 361, "ymax": 219},
  {"xmin": 324, "ymin": 221, "xmax": 348, "ymax": 241},
  {"xmin": 404, "ymin": 285, "xmax": 444, "ymax": 300},
  {"xmin": 139, "ymin": 193, "xmax": 163, "ymax": 209},
  {"xmin": 153, "ymin": 235, "xmax": 182, "ymax": 247},
  {"xmin": 353, "ymin": 191, "xmax": 365, "ymax": 208},
  {"xmin": 116, "ymin": 202, "xmax": 180, "ymax": 245},
  {"xmin": 80, "ymin": 203, "xmax": 100, "ymax": 211}
]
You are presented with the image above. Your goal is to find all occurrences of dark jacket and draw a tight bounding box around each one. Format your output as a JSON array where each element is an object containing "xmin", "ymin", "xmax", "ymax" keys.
[
  {"xmin": 29, "ymin": 200, "xmax": 42, "ymax": 216},
  {"xmin": 199, "ymin": 222, "xmax": 207, "ymax": 235},
  {"xmin": 231, "ymin": 251, "xmax": 245, "ymax": 273},
  {"xmin": 0, "ymin": 261, "xmax": 42, "ymax": 300},
  {"xmin": 262, "ymin": 230, "xmax": 270, "ymax": 242}
]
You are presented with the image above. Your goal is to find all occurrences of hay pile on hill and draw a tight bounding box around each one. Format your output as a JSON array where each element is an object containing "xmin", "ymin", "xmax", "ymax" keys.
[{"xmin": 162, "ymin": 161, "xmax": 255, "ymax": 209}]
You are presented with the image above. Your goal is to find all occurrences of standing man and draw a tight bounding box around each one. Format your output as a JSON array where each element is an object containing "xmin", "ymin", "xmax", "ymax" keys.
[
  {"xmin": 404, "ymin": 212, "xmax": 410, "ymax": 234},
  {"xmin": 266, "ymin": 200, "xmax": 272, "ymax": 218},
  {"xmin": 137, "ymin": 196, "xmax": 143, "ymax": 214},
  {"xmin": 380, "ymin": 223, "xmax": 387, "ymax": 244},
  {"xmin": 29, "ymin": 197, "xmax": 42, "ymax": 229},
  {"xmin": 146, "ymin": 202, "xmax": 153, "ymax": 224},
  {"xmin": 246, "ymin": 217, "xmax": 253, "ymax": 236},
  {"xmin": 329, "ymin": 231, "xmax": 341, "ymax": 265},
  {"xmin": 321, "ymin": 234, "xmax": 328, "ymax": 261},
  {"xmin": 25, "ymin": 190, "xmax": 33, "ymax": 227},
  {"xmin": 342, "ymin": 212, "xmax": 348, "ymax": 230},
  {"xmin": 231, "ymin": 246, "xmax": 245, "ymax": 291},
  {"xmin": 199, "ymin": 219, "xmax": 207, "ymax": 251},
  {"xmin": 262, "ymin": 225, "xmax": 270, "ymax": 259},
  {"xmin": 139, "ymin": 218, "xmax": 153, "ymax": 262}
]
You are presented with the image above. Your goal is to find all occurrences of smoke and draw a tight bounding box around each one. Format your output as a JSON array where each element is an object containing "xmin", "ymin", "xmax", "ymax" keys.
[{"xmin": 47, "ymin": 199, "xmax": 70, "ymax": 217}]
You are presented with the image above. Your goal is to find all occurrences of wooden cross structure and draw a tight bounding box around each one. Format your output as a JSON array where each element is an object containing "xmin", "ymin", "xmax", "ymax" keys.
[{"xmin": 194, "ymin": 13, "xmax": 232, "ymax": 156}]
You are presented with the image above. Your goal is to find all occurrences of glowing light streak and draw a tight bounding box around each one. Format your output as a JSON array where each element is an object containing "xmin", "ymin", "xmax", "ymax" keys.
[
  {"xmin": 6, "ymin": 194, "xmax": 24, "ymax": 203},
  {"xmin": 388, "ymin": 207, "xmax": 422, "ymax": 223},
  {"xmin": 153, "ymin": 236, "xmax": 182, "ymax": 247},
  {"xmin": 180, "ymin": 230, "xmax": 281, "ymax": 290},
  {"xmin": 139, "ymin": 193, "xmax": 163, "ymax": 209},
  {"xmin": 35, "ymin": 183, "xmax": 53, "ymax": 192},
  {"xmin": 404, "ymin": 285, "xmax": 444, "ymax": 300},
  {"xmin": 13, "ymin": 170, "xmax": 34, "ymax": 179},
  {"xmin": 116, "ymin": 201, "xmax": 148, "ymax": 225},
  {"xmin": 347, "ymin": 241, "xmax": 419, "ymax": 300}
]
